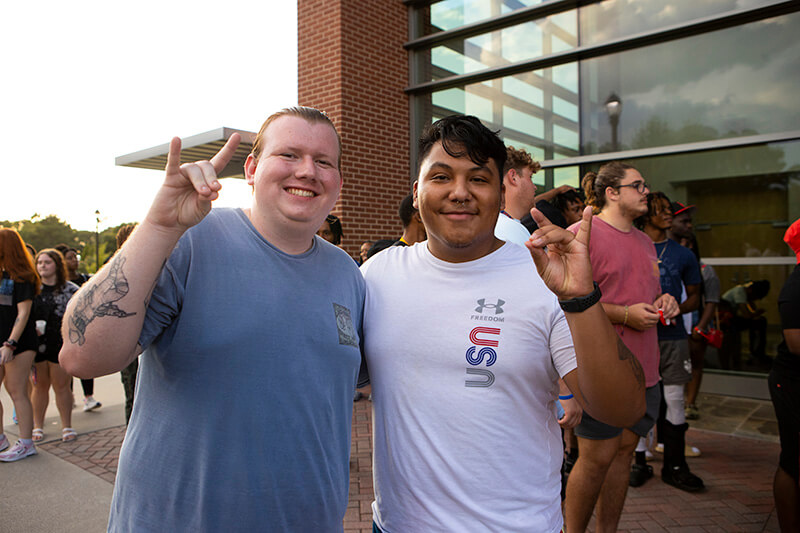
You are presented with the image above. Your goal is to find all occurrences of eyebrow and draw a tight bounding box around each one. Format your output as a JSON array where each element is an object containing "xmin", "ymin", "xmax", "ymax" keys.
[{"xmin": 427, "ymin": 162, "xmax": 491, "ymax": 173}]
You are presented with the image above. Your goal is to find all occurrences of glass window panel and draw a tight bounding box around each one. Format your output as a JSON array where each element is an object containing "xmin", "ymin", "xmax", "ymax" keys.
[
  {"xmin": 553, "ymin": 166, "xmax": 580, "ymax": 188},
  {"xmin": 424, "ymin": 0, "xmax": 546, "ymax": 35},
  {"xmin": 580, "ymin": 13, "xmax": 800, "ymax": 154},
  {"xmin": 554, "ymin": 124, "xmax": 579, "ymax": 151},
  {"xmin": 553, "ymin": 95, "xmax": 578, "ymax": 121},
  {"xmin": 426, "ymin": 12, "xmax": 578, "ymax": 80},
  {"xmin": 580, "ymin": 0, "xmax": 776, "ymax": 47},
  {"xmin": 504, "ymin": 106, "xmax": 544, "ymax": 139},
  {"xmin": 504, "ymin": 76, "xmax": 543, "ymax": 108},
  {"xmin": 552, "ymin": 63, "xmax": 578, "ymax": 92},
  {"xmin": 705, "ymin": 264, "xmax": 793, "ymax": 375},
  {"xmin": 428, "ymin": 66, "xmax": 581, "ymax": 161}
]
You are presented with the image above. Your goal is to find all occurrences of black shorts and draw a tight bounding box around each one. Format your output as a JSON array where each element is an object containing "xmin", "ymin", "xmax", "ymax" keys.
[
  {"xmin": 575, "ymin": 384, "xmax": 661, "ymax": 440},
  {"xmin": 769, "ymin": 369, "xmax": 800, "ymax": 482}
]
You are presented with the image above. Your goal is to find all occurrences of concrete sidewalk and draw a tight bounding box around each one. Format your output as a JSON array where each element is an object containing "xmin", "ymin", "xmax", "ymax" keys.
[
  {"xmin": 1, "ymin": 378, "xmax": 784, "ymax": 532},
  {"xmin": 1, "ymin": 374, "xmax": 125, "ymax": 533}
]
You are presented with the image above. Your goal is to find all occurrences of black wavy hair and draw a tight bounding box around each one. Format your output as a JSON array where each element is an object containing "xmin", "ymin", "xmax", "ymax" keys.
[{"xmin": 417, "ymin": 115, "xmax": 507, "ymax": 184}]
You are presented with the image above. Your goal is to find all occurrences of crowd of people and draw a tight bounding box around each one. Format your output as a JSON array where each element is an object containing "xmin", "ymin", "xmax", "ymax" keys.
[
  {"xmin": 0, "ymin": 228, "xmax": 148, "ymax": 461},
  {"xmin": 2, "ymin": 108, "xmax": 798, "ymax": 532}
]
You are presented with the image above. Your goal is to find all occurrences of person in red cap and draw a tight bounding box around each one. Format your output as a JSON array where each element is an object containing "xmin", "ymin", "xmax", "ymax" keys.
[{"xmin": 768, "ymin": 218, "xmax": 800, "ymax": 531}]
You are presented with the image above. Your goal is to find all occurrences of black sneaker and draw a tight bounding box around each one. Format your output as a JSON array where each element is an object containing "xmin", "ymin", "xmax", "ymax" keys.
[
  {"xmin": 629, "ymin": 463, "xmax": 653, "ymax": 487},
  {"xmin": 662, "ymin": 464, "xmax": 705, "ymax": 492}
]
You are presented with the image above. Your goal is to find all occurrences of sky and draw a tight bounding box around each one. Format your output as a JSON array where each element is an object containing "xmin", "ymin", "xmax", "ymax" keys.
[{"xmin": 2, "ymin": 1, "xmax": 297, "ymax": 231}]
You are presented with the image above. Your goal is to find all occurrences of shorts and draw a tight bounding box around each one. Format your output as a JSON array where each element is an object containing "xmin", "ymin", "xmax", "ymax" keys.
[
  {"xmin": 34, "ymin": 347, "xmax": 60, "ymax": 364},
  {"xmin": 659, "ymin": 338, "xmax": 692, "ymax": 385},
  {"xmin": 768, "ymin": 369, "xmax": 800, "ymax": 482},
  {"xmin": 575, "ymin": 384, "xmax": 661, "ymax": 440}
]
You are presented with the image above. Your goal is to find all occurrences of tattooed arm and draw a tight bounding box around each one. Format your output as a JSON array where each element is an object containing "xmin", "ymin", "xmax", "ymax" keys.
[
  {"xmin": 527, "ymin": 206, "xmax": 646, "ymax": 428},
  {"xmin": 59, "ymin": 134, "xmax": 241, "ymax": 378}
]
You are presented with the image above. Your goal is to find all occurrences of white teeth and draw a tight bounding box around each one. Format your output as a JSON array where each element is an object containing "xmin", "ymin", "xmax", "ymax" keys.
[{"xmin": 286, "ymin": 188, "xmax": 314, "ymax": 197}]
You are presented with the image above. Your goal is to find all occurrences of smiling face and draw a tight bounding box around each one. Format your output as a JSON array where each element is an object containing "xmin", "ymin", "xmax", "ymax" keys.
[
  {"xmin": 244, "ymin": 115, "xmax": 342, "ymax": 247},
  {"xmin": 413, "ymin": 141, "xmax": 504, "ymax": 263}
]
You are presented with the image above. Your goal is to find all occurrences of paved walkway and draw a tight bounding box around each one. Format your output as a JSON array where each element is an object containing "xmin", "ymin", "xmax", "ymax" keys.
[{"xmin": 1, "ymin": 380, "xmax": 783, "ymax": 532}]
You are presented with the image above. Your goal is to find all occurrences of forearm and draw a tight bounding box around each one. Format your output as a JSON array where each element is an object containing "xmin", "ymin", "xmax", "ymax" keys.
[
  {"xmin": 566, "ymin": 303, "xmax": 646, "ymax": 427},
  {"xmin": 60, "ymin": 220, "xmax": 183, "ymax": 377},
  {"xmin": 8, "ymin": 301, "xmax": 32, "ymax": 342},
  {"xmin": 784, "ymin": 329, "xmax": 800, "ymax": 355},
  {"xmin": 679, "ymin": 293, "xmax": 700, "ymax": 315},
  {"xmin": 696, "ymin": 301, "xmax": 716, "ymax": 331},
  {"xmin": 600, "ymin": 302, "xmax": 625, "ymax": 325}
]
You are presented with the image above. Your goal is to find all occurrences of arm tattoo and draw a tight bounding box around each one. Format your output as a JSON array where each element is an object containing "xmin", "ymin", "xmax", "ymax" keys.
[
  {"xmin": 617, "ymin": 337, "xmax": 645, "ymax": 388},
  {"xmin": 68, "ymin": 255, "xmax": 137, "ymax": 345}
]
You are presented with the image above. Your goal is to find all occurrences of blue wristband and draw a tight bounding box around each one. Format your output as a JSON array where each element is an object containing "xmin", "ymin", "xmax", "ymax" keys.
[{"xmin": 558, "ymin": 394, "xmax": 574, "ymax": 400}]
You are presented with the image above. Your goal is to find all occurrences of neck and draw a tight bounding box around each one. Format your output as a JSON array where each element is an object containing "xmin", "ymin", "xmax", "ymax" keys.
[
  {"xmin": 597, "ymin": 205, "xmax": 634, "ymax": 232},
  {"xmin": 427, "ymin": 235, "xmax": 504, "ymax": 264},
  {"xmin": 244, "ymin": 207, "xmax": 316, "ymax": 255},
  {"xmin": 667, "ymin": 230, "xmax": 681, "ymax": 242},
  {"xmin": 400, "ymin": 229, "xmax": 415, "ymax": 246},
  {"xmin": 644, "ymin": 224, "xmax": 668, "ymax": 243},
  {"xmin": 503, "ymin": 198, "xmax": 528, "ymax": 221},
  {"xmin": 42, "ymin": 275, "xmax": 57, "ymax": 285}
]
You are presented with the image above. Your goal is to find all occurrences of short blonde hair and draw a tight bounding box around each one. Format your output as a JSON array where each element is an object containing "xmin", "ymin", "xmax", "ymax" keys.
[{"xmin": 251, "ymin": 107, "xmax": 341, "ymax": 168}]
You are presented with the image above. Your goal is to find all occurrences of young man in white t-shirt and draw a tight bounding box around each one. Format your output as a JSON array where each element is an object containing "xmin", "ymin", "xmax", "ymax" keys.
[{"xmin": 361, "ymin": 115, "xmax": 647, "ymax": 532}]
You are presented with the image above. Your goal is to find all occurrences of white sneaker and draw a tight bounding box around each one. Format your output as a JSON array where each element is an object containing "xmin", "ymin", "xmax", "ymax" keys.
[
  {"xmin": 83, "ymin": 397, "xmax": 102, "ymax": 412},
  {"xmin": 0, "ymin": 434, "xmax": 9, "ymax": 452},
  {"xmin": 0, "ymin": 440, "xmax": 37, "ymax": 462}
]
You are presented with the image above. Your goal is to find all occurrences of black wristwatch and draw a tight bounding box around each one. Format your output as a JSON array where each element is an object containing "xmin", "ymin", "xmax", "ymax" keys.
[
  {"xmin": 558, "ymin": 282, "xmax": 602, "ymax": 313},
  {"xmin": 3, "ymin": 338, "xmax": 18, "ymax": 349}
]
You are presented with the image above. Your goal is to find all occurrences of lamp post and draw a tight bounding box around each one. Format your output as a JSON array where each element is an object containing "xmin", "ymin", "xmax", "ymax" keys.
[
  {"xmin": 95, "ymin": 209, "xmax": 101, "ymax": 273},
  {"xmin": 605, "ymin": 92, "xmax": 622, "ymax": 151}
]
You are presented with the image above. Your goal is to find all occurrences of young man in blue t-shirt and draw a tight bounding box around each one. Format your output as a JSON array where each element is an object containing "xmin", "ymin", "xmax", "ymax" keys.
[
  {"xmin": 60, "ymin": 107, "xmax": 365, "ymax": 531},
  {"xmin": 639, "ymin": 192, "xmax": 704, "ymax": 492}
]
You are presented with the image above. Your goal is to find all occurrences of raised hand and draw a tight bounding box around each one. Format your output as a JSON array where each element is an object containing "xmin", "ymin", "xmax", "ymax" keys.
[
  {"xmin": 145, "ymin": 133, "xmax": 241, "ymax": 233},
  {"xmin": 526, "ymin": 205, "xmax": 594, "ymax": 300}
]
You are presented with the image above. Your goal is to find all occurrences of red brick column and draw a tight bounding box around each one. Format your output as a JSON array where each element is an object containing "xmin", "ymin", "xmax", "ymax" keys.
[{"xmin": 299, "ymin": 0, "xmax": 410, "ymax": 259}]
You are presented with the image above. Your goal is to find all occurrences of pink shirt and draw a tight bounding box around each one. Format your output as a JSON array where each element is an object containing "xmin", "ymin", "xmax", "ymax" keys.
[{"xmin": 570, "ymin": 216, "xmax": 662, "ymax": 387}]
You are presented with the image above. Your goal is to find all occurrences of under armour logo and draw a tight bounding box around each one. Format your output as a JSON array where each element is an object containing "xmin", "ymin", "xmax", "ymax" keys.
[{"xmin": 475, "ymin": 298, "xmax": 505, "ymax": 314}]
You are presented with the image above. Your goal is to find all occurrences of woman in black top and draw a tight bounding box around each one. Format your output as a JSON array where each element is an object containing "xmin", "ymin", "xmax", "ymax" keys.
[
  {"xmin": 31, "ymin": 249, "xmax": 80, "ymax": 442},
  {"xmin": 0, "ymin": 228, "xmax": 40, "ymax": 462}
]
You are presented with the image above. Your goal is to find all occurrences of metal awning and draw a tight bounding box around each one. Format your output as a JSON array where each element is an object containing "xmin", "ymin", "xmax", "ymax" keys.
[{"xmin": 115, "ymin": 127, "xmax": 256, "ymax": 179}]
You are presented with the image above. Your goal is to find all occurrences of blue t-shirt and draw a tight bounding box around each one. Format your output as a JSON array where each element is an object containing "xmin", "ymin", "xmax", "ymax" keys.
[
  {"xmin": 654, "ymin": 239, "xmax": 701, "ymax": 340},
  {"xmin": 109, "ymin": 208, "xmax": 365, "ymax": 532}
]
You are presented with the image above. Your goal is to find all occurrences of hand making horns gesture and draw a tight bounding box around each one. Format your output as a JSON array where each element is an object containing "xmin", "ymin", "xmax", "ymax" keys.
[
  {"xmin": 145, "ymin": 133, "xmax": 241, "ymax": 233},
  {"xmin": 526, "ymin": 205, "xmax": 595, "ymax": 300}
]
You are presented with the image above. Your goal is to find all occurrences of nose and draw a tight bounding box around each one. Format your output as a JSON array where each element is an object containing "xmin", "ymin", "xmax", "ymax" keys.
[
  {"xmin": 295, "ymin": 155, "xmax": 317, "ymax": 180},
  {"xmin": 449, "ymin": 176, "xmax": 472, "ymax": 204}
]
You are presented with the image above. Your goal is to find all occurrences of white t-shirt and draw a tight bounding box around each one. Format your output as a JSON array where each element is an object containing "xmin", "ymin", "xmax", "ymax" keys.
[
  {"xmin": 494, "ymin": 211, "xmax": 532, "ymax": 246},
  {"xmin": 361, "ymin": 242, "xmax": 576, "ymax": 533}
]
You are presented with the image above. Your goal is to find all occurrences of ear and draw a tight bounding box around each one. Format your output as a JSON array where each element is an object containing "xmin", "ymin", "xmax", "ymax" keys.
[
  {"xmin": 412, "ymin": 180, "xmax": 420, "ymax": 209},
  {"xmin": 244, "ymin": 154, "xmax": 257, "ymax": 186},
  {"xmin": 505, "ymin": 168, "xmax": 517, "ymax": 187}
]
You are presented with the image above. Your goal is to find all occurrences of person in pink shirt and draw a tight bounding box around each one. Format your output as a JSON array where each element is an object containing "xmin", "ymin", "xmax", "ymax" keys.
[{"xmin": 565, "ymin": 162, "xmax": 679, "ymax": 532}]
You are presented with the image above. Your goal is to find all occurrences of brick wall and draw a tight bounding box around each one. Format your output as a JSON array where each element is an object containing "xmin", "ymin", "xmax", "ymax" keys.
[{"xmin": 298, "ymin": 0, "xmax": 410, "ymax": 260}]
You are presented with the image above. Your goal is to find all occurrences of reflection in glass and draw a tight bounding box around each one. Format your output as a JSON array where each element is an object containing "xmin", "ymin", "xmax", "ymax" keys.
[
  {"xmin": 427, "ymin": 0, "xmax": 546, "ymax": 34},
  {"xmin": 580, "ymin": 12, "xmax": 800, "ymax": 154},
  {"xmin": 428, "ymin": 68, "xmax": 580, "ymax": 163},
  {"xmin": 425, "ymin": 11, "xmax": 577, "ymax": 81},
  {"xmin": 580, "ymin": 0, "xmax": 776, "ymax": 47}
]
